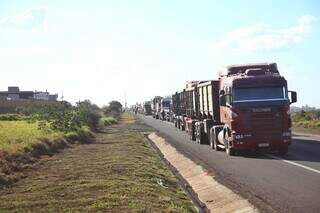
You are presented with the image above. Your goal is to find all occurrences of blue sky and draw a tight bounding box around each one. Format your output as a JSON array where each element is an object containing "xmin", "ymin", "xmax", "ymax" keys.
[{"xmin": 0, "ymin": 0, "xmax": 319, "ymax": 107}]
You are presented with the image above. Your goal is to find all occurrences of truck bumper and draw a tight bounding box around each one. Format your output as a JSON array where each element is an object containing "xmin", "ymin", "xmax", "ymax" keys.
[{"xmin": 231, "ymin": 137, "xmax": 291, "ymax": 151}]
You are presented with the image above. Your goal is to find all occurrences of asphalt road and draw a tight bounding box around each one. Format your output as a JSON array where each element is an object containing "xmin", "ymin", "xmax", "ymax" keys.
[{"xmin": 137, "ymin": 114, "xmax": 320, "ymax": 213}]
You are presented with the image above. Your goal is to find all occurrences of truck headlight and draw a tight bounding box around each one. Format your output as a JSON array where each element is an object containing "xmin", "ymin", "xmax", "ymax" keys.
[
  {"xmin": 235, "ymin": 134, "xmax": 244, "ymax": 140},
  {"xmin": 282, "ymin": 132, "xmax": 291, "ymax": 137}
]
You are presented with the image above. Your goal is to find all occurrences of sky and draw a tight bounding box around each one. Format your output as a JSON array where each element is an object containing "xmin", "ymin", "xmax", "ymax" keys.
[{"xmin": 0, "ymin": 0, "xmax": 319, "ymax": 107}]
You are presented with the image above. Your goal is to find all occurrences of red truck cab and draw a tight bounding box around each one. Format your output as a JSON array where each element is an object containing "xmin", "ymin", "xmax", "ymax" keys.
[{"xmin": 217, "ymin": 63, "xmax": 297, "ymax": 155}]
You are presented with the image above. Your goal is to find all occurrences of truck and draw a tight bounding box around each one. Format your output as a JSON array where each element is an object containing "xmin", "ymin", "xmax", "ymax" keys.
[
  {"xmin": 160, "ymin": 96, "xmax": 172, "ymax": 121},
  {"xmin": 192, "ymin": 63, "xmax": 297, "ymax": 155},
  {"xmin": 170, "ymin": 63, "xmax": 296, "ymax": 156},
  {"xmin": 151, "ymin": 96, "xmax": 163, "ymax": 119},
  {"xmin": 143, "ymin": 101, "xmax": 152, "ymax": 115}
]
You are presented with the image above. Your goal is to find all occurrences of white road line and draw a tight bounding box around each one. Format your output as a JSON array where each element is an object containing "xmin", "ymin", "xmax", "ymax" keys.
[{"xmin": 266, "ymin": 154, "xmax": 320, "ymax": 175}]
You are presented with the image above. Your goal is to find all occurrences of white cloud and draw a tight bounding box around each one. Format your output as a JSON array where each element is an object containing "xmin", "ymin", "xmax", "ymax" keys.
[
  {"xmin": 0, "ymin": 7, "xmax": 47, "ymax": 31},
  {"xmin": 211, "ymin": 15, "xmax": 316, "ymax": 54}
]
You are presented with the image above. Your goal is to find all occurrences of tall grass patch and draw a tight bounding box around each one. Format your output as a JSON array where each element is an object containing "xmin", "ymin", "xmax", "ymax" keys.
[{"xmin": 0, "ymin": 121, "xmax": 63, "ymax": 154}]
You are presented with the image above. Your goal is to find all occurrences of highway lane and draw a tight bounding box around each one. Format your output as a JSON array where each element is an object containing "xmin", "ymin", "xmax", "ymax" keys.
[{"xmin": 137, "ymin": 115, "xmax": 320, "ymax": 213}]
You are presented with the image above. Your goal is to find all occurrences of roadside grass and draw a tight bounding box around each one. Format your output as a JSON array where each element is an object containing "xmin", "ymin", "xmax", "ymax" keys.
[
  {"xmin": 0, "ymin": 113, "xmax": 196, "ymax": 212},
  {"xmin": 293, "ymin": 120, "xmax": 320, "ymax": 129},
  {"xmin": 0, "ymin": 121, "xmax": 63, "ymax": 154},
  {"xmin": 0, "ymin": 120, "xmax": 94, "ymax": 186}
]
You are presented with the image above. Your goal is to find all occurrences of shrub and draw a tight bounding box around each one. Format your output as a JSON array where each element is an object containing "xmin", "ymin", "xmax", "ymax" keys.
[
  {"xmin": 65, "ymin": 131, "xmax": 79, "ymax": 143},
  {"xmin": 76, "ymin": 126, "xmax": 94, "ymax": 143},
  {"xmin": 101, "ymin": 117, "xmax": 118, "ymax": 126},
  {"xmin": 64, "ymin": 126, "xmax": 93, "ymax": 143},
  {"xmin": 0, "ymin": 114, "xmax": 24, "ymax": 121}
]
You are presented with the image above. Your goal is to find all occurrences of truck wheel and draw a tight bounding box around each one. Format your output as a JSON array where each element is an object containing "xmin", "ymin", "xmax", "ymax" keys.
[
  {"xmin": 190, "ymin": 130, "xmax": 196, "ymax": 141},
  {"xmin": 224, "ymin": 132, "xmax": 235, "ymax": 156},
  {"xmin": 211, "ymin": 127, "xmax": 222, "ymax": 151},
  {"xmin": 214, "ymin": 136, "xmax": 222, "ymax": 151},
  {"xmin": 279, "ymin": 146, "xmax": 288, "ymax": 155},
  {"xmin": 209, "ymin": 129, "xmax": 214, "ymax": 149},
  {"xmin": 226, "ymin": 144, "xmax": 235, "ymax": 156}
]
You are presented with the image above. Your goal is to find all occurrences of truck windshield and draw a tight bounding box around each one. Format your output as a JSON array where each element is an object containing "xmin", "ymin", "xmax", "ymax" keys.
[
  {"xmin": 162, "ymin": 102, "xmax": 171, "ymax": 108},
  {"xmin": 233, "ymin": 86, "xmax": 288, "ymax": 104}
]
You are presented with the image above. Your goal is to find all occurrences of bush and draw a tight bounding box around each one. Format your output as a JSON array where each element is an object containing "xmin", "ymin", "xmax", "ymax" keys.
[
  {"xmin": 65, "ymin": 126, "xmax": 93, "ymax": 144},
  {"xmin": 65, "ymin": 131, "xmax": 79, "ymax": 143},
  {"xmin": 0, "ymin": 114, "xmax": 24, "ymax": 121},
  {"xmin": 16, "ymin": 100, "xmax": 102, "ymax": 133},
  {"xmin": 101, "ymin": 117, "xmax": 118, "ymax": 126},
  {"xmin": 77, "ymin": 126, "xmax": 94, "ymax": 143}
]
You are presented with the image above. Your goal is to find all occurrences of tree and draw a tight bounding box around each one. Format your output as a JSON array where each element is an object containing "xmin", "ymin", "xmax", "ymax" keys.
[{"xmin": 104, "ymin": 101, "xmax": 122, "ymax": 116}]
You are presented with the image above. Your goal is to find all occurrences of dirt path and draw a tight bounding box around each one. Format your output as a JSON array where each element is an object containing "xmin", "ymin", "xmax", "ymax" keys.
[{"xmin": 0, "ymin": 113, "xmax": 196, "ymax": 212}]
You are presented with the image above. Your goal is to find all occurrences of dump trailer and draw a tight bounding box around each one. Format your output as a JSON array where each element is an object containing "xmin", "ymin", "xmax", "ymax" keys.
[
  {"xmin": 171, "ymin": 92, "xmax": 180, "ymax": 126},
  {"xmin": 172, "ymin": 90, "xmax": 187, "ymax": 130},
  {"xmin": 191, "ymin": 63, "xmax": 297, "ymax": 156},
  {"xmin": 151, "ymin": 96, "xmax": 163, "ymax": 119},
  {"xmin": 143, "ymin": 101, "xmax": 152, "ymax": 115},
  {"xmin": 184, "ymin": 81, "xmax": 202, "ymax": 140},
  {"xmin": 194, "ymin": 80, "xmax": 220, "ymax": 144}
]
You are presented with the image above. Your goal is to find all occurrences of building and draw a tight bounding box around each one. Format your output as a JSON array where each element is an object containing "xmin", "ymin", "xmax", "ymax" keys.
[
  {"xmin": 34, "ymin": 91, "xmax": 49, "ymax": 100},
  {"xmin": 0, "ymin": 87, "xmax": 58, "ymax": 101}
]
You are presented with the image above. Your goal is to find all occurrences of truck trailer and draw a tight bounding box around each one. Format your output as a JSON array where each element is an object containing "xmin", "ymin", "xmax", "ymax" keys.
[{"xmin": 172, "ymin": 90, "xmax": 187, "ymax": 130}]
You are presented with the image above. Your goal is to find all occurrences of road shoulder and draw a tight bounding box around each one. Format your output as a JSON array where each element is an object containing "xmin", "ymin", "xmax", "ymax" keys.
[{"xmin": 148, "ymin": 132, "xmax": 258, "ymax": 213}]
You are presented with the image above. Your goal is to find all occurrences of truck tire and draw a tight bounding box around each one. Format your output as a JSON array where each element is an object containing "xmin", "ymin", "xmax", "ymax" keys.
[
  {"xmin": 226, "ymin": 145, "xmax": 235, "ymax": 156},
  {"xmin": 279, "ymin": 146, "xmax": 288, "ymax": 155},
  {"xmin": 211, "ymin": 126, "xmax": 223, "ymax": 151},
  {"xmin": 209, "ymin": 129, "xmax": 215, "ymax": 149},
  {"xmin": 196, "ymin": 123, "xmax": 206, "ymax": 145},
  {"xmin": 190, "ymin": 125, "xmax": 196, "ymax": 141},
  {"xmin": 224, "ymin": 131, "xmax": 235, "ymax": 156}
]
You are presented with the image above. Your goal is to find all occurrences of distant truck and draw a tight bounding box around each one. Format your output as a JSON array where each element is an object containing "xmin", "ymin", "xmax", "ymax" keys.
[
  {"xmin": 151, "ymin": 96, "xmax": 163, "ymax": 119},
  {"xmin": 143, "ymin": 101, "xmax": 152, "ymax": 115},
  {"xmin": 177, "ymin": 63, "xmax": 297, "ymax": 155},
  {"xmin": 160, "ymin": 97, "xmax": 172, "ymax": 121}
]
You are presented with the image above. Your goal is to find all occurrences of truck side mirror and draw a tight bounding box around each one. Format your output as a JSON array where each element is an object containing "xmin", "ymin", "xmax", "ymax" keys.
[
  {"xmin": 289, "ymin": 91, "xmax": 297, "ymax": 104},
  {"xmin": 219, "ymin": 95, "xmax": 226, "ymax": 106}
]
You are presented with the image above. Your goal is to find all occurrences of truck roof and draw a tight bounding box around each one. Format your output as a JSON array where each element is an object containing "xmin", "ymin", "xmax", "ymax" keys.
[
  {"xmin": 223, "ymin": 72, "xmax": 287, "ymax": 88},
  {"xmin": 219, "ymin": 62, "xmax": 279, "ymax": 77}
]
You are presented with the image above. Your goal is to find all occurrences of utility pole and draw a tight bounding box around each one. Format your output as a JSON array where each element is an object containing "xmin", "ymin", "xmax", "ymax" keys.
[{"xmin": 124, "ymin": 93, "xmax": 127, "ymax": 110}]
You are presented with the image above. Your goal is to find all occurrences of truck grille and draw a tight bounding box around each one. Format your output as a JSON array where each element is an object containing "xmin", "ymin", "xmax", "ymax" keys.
[{"xmin": 244, "ymin": 110, "xmax": 283, "ymax": 140}]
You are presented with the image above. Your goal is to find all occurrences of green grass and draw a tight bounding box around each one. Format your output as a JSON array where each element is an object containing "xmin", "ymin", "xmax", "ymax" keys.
[{"xmin": 0, "ymin": 121, "xmax": 63, "ymax": 154}]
